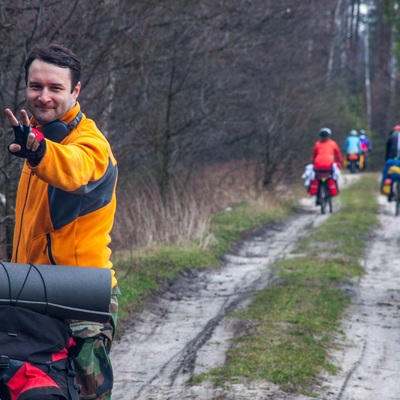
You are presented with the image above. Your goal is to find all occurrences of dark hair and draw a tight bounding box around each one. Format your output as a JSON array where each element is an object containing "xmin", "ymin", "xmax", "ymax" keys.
[{"xmin": 24, "ymin": 44, "xmax": 81, "ymax": 92}]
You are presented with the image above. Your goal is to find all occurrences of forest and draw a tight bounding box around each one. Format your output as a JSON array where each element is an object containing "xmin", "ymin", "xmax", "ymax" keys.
[{"xmin": 0, "ymin": 0, "xmax": 399, "ymax": 259}]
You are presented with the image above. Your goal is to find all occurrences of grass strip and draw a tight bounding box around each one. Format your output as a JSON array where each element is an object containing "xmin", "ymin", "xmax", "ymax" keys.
[{"xmin": 201, "ymin": 173, "xmax": 379, "ymax": 396}]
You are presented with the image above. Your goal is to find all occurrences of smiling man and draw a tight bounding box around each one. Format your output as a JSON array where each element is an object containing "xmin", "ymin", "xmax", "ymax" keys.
[{"xmin": 4, "ymin": 44, "xmax": 119, "ymax": 400}]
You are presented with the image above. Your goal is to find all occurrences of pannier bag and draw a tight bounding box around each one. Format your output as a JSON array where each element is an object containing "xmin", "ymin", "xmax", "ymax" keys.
[
  {"xmin": 0, "ymin": 305, "xmax": 79, "ymax": 400},
  {"xmin": 309, "ymin": 179, "xmax": 319, "ymax": 196},
  {"xmin": 327, "ymin": 179, "xmax": 339, "ymax": 196},
  {"xmin": 381, "ymin": 178, "xmax": 392, "ymax": 195},
  {"xmin": 347, "ymin": 154, "xmax": 359, "ymax": 161},
  {"xmin": 359, "ymin": 154, "xmax": 364, "ymax": 169},
  {"xmin": 388, "ymin": 165, "xmax": 400, "ymax": 181}
]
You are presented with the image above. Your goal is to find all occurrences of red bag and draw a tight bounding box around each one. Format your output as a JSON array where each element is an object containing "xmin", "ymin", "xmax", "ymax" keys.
[
  {"xmin": 309, "ymin": 179, "xmax": 318, "ymax": 196},
  {"xmin": 327, "ymin": 179, "xmax": 339, "ymax": 196}
]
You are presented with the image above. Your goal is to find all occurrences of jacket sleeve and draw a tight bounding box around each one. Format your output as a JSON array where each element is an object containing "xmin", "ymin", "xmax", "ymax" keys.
[
  {"xmin": 342, "ymin": 138, "xmax": 347, "ymax": 152},
  {"xmin": 385, "ymin": 135, "xmax": 395, "ymax": 160},
  {"xmin": 29, "ymin": 122, "xmax": 113, "ymax": 193}
]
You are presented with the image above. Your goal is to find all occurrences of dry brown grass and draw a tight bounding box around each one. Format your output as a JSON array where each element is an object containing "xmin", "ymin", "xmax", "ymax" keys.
[{"xmin": 111, "ymin": 161, "xmax": 282, "ymax": 252}]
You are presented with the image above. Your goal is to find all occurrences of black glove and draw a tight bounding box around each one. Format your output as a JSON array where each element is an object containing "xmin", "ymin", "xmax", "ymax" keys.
[{"xmin": 8, "ymin": 124, "xmax": 46, "ymax": 164}]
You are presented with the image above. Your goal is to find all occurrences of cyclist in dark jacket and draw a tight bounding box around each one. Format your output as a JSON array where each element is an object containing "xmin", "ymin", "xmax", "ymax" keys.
[
  {"xmin": 382, "ymin": 125, "xmax": 400, "ymax": 201},
  {"xmin": 385, "ymin": 125, "xmax": 400, "ymax": 160}
]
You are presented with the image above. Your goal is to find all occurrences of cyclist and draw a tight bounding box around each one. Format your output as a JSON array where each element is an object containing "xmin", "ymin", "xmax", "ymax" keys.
[
  {"xmin": 359, "ymin": 129, "xmax": 372, "ymax": 170},
  {"xmin": 382, "ymin": 125, "xmax": 400, "ymax": 201},
  {"xmin": 312, "ymin": 127, "xmax": 343, "ymax": 204},
  {"xmin": 385, "ymin": 125, "xmax": 400, "ymax": 160},
  {"xmin": 343, "ymin": 129, "xmax": 362, "ymax": 162}
]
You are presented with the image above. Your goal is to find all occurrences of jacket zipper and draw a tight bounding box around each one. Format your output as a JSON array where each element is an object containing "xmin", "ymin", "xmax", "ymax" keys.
[
  {"xmin": 44, "ymin": 233, "xmax": 56, "ymax": 265},
  {"xmin": 14, "ymin": 171, "xmax": 34, "ymax": 262}
]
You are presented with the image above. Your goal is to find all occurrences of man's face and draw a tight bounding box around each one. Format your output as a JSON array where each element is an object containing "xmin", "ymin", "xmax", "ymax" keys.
[{"xmin": 26, "ymin": 59, "xmax": 81, "ymax": 125}]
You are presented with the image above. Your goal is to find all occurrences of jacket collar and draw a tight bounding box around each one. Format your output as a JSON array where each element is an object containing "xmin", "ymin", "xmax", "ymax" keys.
[{"xmin": 30, "ymin": 103, "xmax": 82, "ymax": 143}]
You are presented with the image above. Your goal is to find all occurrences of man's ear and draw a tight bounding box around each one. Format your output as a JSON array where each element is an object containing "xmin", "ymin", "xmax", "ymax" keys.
[{"xmin": 73, "ymin": 81, "xmax": 81, "ymax": 100}]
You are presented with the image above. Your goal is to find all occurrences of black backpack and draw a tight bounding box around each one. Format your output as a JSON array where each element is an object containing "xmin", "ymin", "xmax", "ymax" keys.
[{"xmin": 0, "ymin": 305, "xmax": 80, "ymax": 400}]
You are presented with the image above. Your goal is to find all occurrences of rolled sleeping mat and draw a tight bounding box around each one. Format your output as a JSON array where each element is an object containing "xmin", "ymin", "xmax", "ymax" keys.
[{"xmin": 0, "ymin": 262, "xmax": 112, "ymax": 323}]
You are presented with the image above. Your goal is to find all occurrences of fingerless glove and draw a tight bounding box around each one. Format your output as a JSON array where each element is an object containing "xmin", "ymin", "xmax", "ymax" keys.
[{"xmin": 8, "ymin": 125, "xmax": 46, "ymax": 165}]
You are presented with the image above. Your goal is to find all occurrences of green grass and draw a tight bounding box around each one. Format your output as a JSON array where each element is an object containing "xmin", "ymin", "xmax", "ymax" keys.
[
  {"xmin": 114, "ymin": 244, "xmax": 219, "ymax": 320},
  {"xmin": 114, "ymin": 198, "xmax": 290, "ymax": 326},
  {"xmin": 210, "ymin": 202, "xmax": 289, "ymax": 254},
  {"xmin": 200, "ymin": 173, "xmax": 379, "ymax": 395}
]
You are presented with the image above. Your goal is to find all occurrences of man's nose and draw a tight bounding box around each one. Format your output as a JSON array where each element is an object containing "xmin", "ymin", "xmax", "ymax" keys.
[{"xmin": 38, "ymin": 89, "xmax": 51, "ymax": 102}]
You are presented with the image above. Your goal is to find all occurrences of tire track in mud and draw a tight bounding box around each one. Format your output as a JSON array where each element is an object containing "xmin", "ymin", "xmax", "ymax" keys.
[{"xmin": 111, "ymin": 175, "xmax": 357, "ymax": 400}]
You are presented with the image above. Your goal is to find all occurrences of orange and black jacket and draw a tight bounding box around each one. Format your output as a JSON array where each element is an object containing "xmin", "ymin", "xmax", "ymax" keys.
[{"xmin": 11, "ymin": 102, "xmax": 118, "ymax": 288}]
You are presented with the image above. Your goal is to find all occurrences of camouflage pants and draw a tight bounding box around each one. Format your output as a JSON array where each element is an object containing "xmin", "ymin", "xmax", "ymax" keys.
[{"xmin": 68, "ymin": 288, "xmax": 120, "ymax": 400}]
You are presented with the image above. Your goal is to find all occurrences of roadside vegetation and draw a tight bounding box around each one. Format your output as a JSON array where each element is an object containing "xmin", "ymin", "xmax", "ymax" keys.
[{"xmin": 114, "ymin": 173, "xmax": 379, "ymax": 396}]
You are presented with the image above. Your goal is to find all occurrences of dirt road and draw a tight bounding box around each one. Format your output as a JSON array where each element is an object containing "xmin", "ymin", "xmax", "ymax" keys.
[{"xmin": 111, "ymin": 175, "xmax": 400, "ymax": 400}]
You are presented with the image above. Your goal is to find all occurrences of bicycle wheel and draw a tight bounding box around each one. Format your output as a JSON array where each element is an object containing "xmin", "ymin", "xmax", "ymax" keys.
[
  {"xmin": 350, "ymin": 160, "xmax": 356, "ymax": 174},
  {"xmin": 396, "ymin": 181, "xmax": 400, "ymax": 216},
  {"xmin": 320, "ymin": 181, "xmax": 329, "ymax": 214}
]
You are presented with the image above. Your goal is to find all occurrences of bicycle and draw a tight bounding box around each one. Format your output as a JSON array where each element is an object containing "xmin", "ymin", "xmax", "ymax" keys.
[
  {"xmin": 384, "ymin": 177, "xmax": 400, "ymax": 216},
  {"xmin": 346, "ymin": 154, "xmax": 360, "ymax": 174},
  {"xmin": 394, "ymin": 179, "xmax": 400, "ymax": 216},
  {"xmin": 314, "ymin": 170, "xmax": 334, "ymax": 214}
]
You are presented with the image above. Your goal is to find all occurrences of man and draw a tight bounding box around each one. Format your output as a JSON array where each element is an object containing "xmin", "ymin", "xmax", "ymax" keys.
[
  {"xmin": 382, "ymin": 125, "xmax": 400, "ymax": 201},
  {"xmin": 312, "ymin": 127, "xmax": 343, "ymax": 205},
  {"xmin": 343, "ymin": 129, "xmax": 362, "ymax": 157},
  {"xmin": 5, "ymin": 44, "xmax": 119, "ymax": 400},
  {"xmin": 358, "ymin": 129, "xmax": 372, "ymax": 170},
  {"xmin": 312, "ymin": 127, "xmax": 343, "ymax": 170},
  {"xmin": 359, "ymin": 129, "xmax": 372, "ymax": 153},
  {"xmin": 342, "ymin": 129, "xmax": 362, "ymax": 172},
  {"xmin": 385, "ymin": 125, "xmax": 400, "ymax": 161}
]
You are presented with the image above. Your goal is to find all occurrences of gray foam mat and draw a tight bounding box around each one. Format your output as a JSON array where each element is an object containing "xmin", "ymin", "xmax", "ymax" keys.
[{"xmin": 0, "ymin": 262, "xmax": 112, "ymax": 322}]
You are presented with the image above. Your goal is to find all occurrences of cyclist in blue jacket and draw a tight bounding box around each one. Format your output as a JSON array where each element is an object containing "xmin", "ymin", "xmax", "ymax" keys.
[{"xmin": 343, "ymin": 129, "xmax": 362, "ymax": 156}]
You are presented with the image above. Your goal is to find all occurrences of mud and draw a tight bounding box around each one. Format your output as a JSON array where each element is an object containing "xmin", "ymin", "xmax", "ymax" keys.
[{"xmin": 111, "ymin": 174, "xmax": 400, "ymax": 400}]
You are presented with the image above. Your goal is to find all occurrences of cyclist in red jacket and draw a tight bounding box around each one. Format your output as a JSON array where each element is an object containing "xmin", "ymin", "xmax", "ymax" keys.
[
  {"xmin": 312, "ymin": 127, "xmax": 343, "ymax": 205},
  {"xmin": 312, "ymin": 127, "xmax": 343, "ymax": 170}
]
